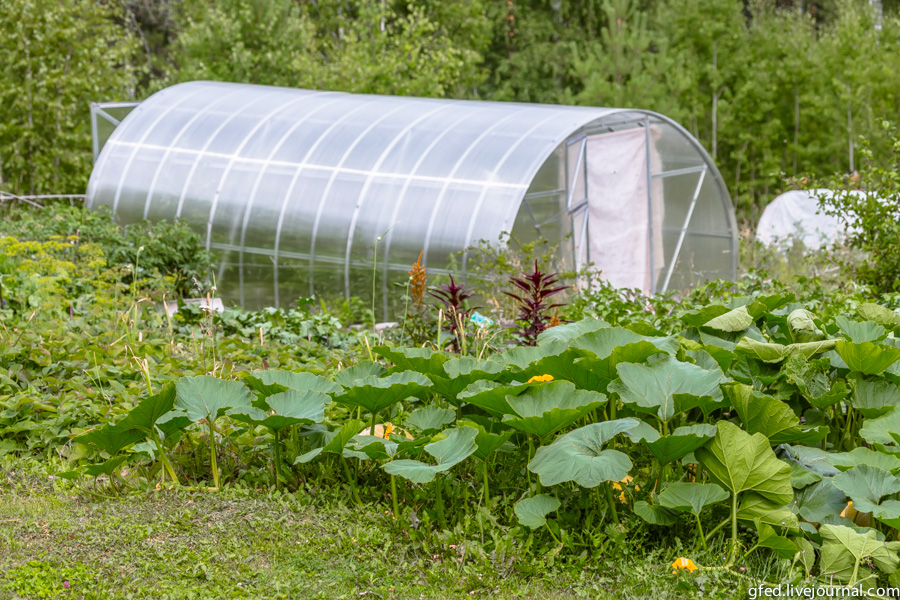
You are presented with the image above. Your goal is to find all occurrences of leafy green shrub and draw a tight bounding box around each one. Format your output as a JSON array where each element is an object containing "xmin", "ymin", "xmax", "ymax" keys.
[
  {"xmin": 0, "ymin": 203, "xmax": 214, "ymax": 299},
  {"xmin": 815, "ymin": 122, "xmax": 900, "ymax": 293}
]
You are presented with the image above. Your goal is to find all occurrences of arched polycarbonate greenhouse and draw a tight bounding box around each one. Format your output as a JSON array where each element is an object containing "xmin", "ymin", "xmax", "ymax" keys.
[{"xmin": 87, "ymin": 81, "xmax": 738, "ymax": 317}]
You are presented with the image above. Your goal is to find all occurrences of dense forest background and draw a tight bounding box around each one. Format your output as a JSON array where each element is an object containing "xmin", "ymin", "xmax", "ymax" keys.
[{"xmin": 2, "ymin": 0, "xmax": 899, "ymax": 226}]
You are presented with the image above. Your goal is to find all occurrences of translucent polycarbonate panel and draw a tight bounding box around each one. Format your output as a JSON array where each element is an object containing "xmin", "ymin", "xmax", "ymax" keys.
[
  {"xmin": 382, "ymin": 179, "xmax": 444, "ymax": 266},
  {"xmin": 178, "ymin": 154, "xmax": 229, "ymax": 224},
  {"xmin": 310, "ymin": 173, "xmax": 367, "ymax": 266},
  {"xmin": 87, "ymin": 80, "xmax": 736, "ymax": 313},
  {"xmin": 529, "ymin": 146, "xmax": 563, "ymax": 194},
  {"xmin": 657, "ymin": 233, "xmax": 733, "ymax": 291},
  {"xmin": 274, "ymin": 170, "xmax": 331, "ymax": 260},
  {"xmin": 144, "ymin": 150, "xmax": 195, "ymax": 221},
  {"xmin": 277, "ymin": 257, "xmax": 311, "ymax": 308},
  {"xmin": 340, "ymin": 101, "xmax": 446, "ymax": 172},
  {"xmin": 87, "ymin": 142, "xmax": 133, "ymax": 210},
  {"xmin": 652, "ymin": 120, "xmax": 708, "ymax": 173},
  {"xmin": 687, "ymin": 174, "xmax": 733, "ymax": 234},
  {"xmin": 209, "ymin": 160, "xmax": 260, "ymax": 247},
  {"xmin": 116, "ymin": 147, "xmax": 166, "ymax": 223},
  {"xmin": 659, "ymin": 171, "xmax": 704, "ymax": 233},
  {"xmin": 347, "ymin": 177, "xmax": 408, "ymax": 269},
  {"xmin": 241, "ymin": 163, "xmax": 297, "ymax": 251}
]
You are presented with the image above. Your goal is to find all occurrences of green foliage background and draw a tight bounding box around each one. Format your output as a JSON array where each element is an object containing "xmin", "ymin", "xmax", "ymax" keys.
[{"xmin": 3, "ymin": 0, "xmax": 900, "ymax": 223}]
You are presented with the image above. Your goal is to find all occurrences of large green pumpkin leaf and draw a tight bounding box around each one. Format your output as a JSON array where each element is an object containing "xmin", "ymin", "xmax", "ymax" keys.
[
  {"xmin": 527, "ymin": 348, "xmax": 606, "ymax": 391},
  {"xmin": 695, "ymin": 421, "xmax": 793, "ymax": 506},
  {"xmin": 833, "ymin": 340, "xmax": 900, "ymax": 375},
  {"xmin": 756, "ymin": 523, "xmax": 798, "ymax": 559},
  {"xmin": 294, "ymin": 419, "xmax": 365, "ymax": 464},
  {"xmin": 782, "ymin": 444, "xmax": 842, "ymax": 477},
  {"xmin": 333, "ymin": 361, "xmax": 385, "ymax": 388},
  {"xmin": 789, "ymin": 462, "xmax": 822, "ymax": 489},
  {"xmin": 174, "ymin": 376, "xmax": 253, "ymax": 424},
  {"xmin": 382, "ymin": 426, "xmax": 478, "ymax": 484},
  {"xmin": 254, "ymin": 370, "xmax": 341, "ymax": 395},
  {"xmin": 502, "ymin": 380, "xmax": 606, "ymax": 440},
  {"xmin": 611, "ymin": 356, "xmax": 724, "ymax": 423},
  {"xmin": 831, "ymin": 465, "xmax": 900, "ymax": 513},
  {"xmin": 78, "ymin": 384, "xmax": 180, "ymax": 454},
  {"xmin": 634, "ymin": 501, "xmax": 678, "ymax": 525},
  {"xmin": 703, "ymin": 305, "xmax": 754, "ymax": 332},
  {"xmin": 857, "ymin": 303, "xmax": 900, "ymax": 332},
  {"xmin": 784, "ymin": 356, "xmax": 849, "ymax": 409},
  {"xmin": 77, "ymin": 425, "xmax": 144, "ymax": 456},
  {"xmin": 836, "ymin": 316, "xmax": 888, "ymax": 343},
  {"xmin": 333, "ymin": 371, "xmax": 431, "ymax": 416},
  {"xmin": 573, "ymin": 327, "xmax": 679, "ymax": 358},
  {"xmin": 457, "ymin": 419, "xmax": 513, "ymax": 461},
  {"xmin": 514, "ymin": 494, "xmax": 561, "ymax": 529},
  {"xmin": 643, "ymin": 424, "xmax": 716, "ymax": 465},
  {"xmin": 830, "ymin": 447, "xmax": 900, "ymax": 474},
  {"xmin": 658, "ymin": 482, "xmax": 729, "ymax": 515},
  {"xmin": 116, "ymin": 383, "xmax": 177, "ymax": 433},
  {"xmin": 537, "ymin": 319, "xmax": 608, "ymax": 343},
  {"xmin": 792, "ymin": 479, "xmax": 848, "ymax": 523},
  {"xmin": 231, "ymin": 389, "xmax": 328, "ymax": 431},
  {"xmin": 373, "ymin": 346, "xmax": 450, "ymax": 376},
  {"xmin": 405, "ymin": 406, "xmax": 455, "ymax": 434},
  {"xmin": 725, "ymin": 383, "xmax": 828, "ymax": 445},
  {"xmin": 819, "ymin": 524, "xmax": 900, "ymax": 582},
  {"xmin": 492, "ymin": 342, "xmax": 568, "ymax": 371},
  {"xmin": 430, "ymin": 357, "xmax": 507, "ymax": 405},
  {"xmin": 852, "ymin": 377, "xmax": 900, "ymax": 419},
  {"xmin": 457, "ymin": 380, "xmax": 527, "ymax": 416},
  {"xmin": 735, "ymin": 337, "xmax": 835, "ymax": 363},
  {"xmin": 528, "ymin": 419, "xmax": 638, "ymax": 488},
  {"xmin": 860, "ymin": 407, "xmax": 900, "ymax": 446},
  {"xmin": 736, "ymin": 493, "xmax": 799, "ymax": 531},
  {"xmin": 787, "ymin": 309, "xmax": 824, "ymax": 344}
]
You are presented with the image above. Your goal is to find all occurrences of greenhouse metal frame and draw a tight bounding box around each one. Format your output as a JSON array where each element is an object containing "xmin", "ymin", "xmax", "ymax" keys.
[{"xmin": 87, "ymin": 81, "xmax": 738, "ymax": 317}]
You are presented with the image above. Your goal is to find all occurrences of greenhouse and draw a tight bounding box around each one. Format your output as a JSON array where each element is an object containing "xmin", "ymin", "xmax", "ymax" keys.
[{"xmin": 86, "ymin": 81, "xmax": 737, "ymax": 317}]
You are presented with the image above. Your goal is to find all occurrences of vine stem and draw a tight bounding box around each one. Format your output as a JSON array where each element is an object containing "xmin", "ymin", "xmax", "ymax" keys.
[
  {"xmin": 154, "ymin": 435, "xmax": 179, "ymax": 485},
  {"xmin": 341, "ymin": 457, "xmax": 362, "ymax": 506},
  {"xmin": 271, "ymin": 428, "xmax": 281, "ymax": 489},
  {"xmin": 604, "ymin": 483, "xmax": 620, "ymax": 525},
  {"xmin": 730, "ymin": 493, "xmax": 739, "ymax": 563},
  {"xmin": 695, "ymin": 513, "xmax": 708, "ymax": 551},
  {"xmin": 207, "ymin": 420, "xmax": 219, "ymax": 490},
  {"xmin": 482, "ymin": 459, "xmax": 490, "ymax": 506},
  {"xmin": 390, "ymin": 474, "xmax": 400, "ymax": 522},
  {"xmin": 435, "ymin": 478, "xmax": 447, "ymax": 529}
]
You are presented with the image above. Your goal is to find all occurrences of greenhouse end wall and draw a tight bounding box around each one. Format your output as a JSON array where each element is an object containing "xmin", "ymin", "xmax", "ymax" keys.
[{"xmin": 86, "ymin": 81, "xmax": 738, "ymax": 317}]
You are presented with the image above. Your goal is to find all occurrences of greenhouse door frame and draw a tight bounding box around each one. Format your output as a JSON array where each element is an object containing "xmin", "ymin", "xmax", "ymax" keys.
[
  {"xmin": 564, "ymin": 135, "xmax": 590, "ymax": 276},
  {"xmin": 90, "ymin": 102, "xmax": 140, "ymax": 160}
]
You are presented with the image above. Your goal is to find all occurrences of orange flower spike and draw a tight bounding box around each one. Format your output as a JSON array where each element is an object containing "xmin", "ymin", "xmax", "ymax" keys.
[{"xmin": 671, "ymin": 558, "xmax": 698, "ymax": 573}]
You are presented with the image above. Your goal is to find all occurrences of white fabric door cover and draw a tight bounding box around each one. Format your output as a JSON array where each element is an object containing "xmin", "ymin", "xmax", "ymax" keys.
[{"xmin": 586, "ymin": 127, "xmax": 664, "ymax": 294}]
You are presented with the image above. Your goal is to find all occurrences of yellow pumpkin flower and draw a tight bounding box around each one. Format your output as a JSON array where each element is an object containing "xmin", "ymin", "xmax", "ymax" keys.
[
  {"xmin": 672, "ymin": 558, "xmax": 698, "ymax": 573},
  {"xmin": 527, "ymin": 374, "xmax": 554, "ymax": 383}
]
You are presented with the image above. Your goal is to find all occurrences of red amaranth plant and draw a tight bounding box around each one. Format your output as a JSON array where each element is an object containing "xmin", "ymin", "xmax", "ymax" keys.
[
  {"xmin": 427, "ymin": 275, "xmax": 476, "ymax": 353},
  {"xmin": 504, "ymin": 260, "xmax": 569, "ymax": 346}
]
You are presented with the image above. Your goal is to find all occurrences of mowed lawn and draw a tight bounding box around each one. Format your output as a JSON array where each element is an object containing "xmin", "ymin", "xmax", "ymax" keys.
[{"xmin": 0, "ymin": 457, "xmax": 720, "ymax": 600}]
